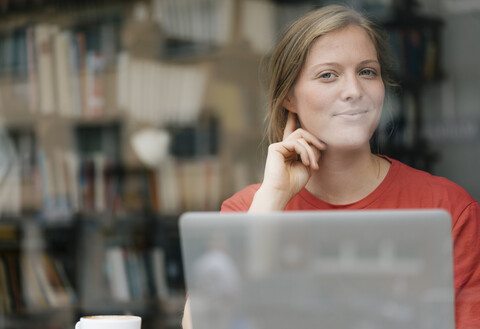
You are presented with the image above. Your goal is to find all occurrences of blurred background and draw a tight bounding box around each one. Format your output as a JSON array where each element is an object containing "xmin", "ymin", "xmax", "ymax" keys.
[{"xmin": 0, "ymin": 0, "xmax": 478, "ymax": 328}]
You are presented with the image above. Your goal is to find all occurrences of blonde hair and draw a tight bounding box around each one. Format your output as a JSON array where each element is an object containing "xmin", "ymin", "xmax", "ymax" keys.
[{"xmin": 266, "ymin": 5, "xmax": 397, "ymax": 143}]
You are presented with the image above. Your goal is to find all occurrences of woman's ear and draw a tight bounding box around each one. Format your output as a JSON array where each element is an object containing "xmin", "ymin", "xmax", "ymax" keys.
[{"xmin": 282, "ymin": 95, "xmax": 297, "ymax": 113}]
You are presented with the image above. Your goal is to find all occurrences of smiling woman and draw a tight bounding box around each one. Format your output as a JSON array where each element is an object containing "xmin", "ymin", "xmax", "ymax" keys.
[
  {"xmin": 182, "ymin": 4, "xmax": 480, "ymax": 329},
  {"xmin": 252, "ymin": 8, "xmax": 394, "ymax": 208}
]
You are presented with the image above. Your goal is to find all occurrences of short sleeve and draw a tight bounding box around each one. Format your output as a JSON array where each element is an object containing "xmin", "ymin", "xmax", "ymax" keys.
[
  {"xmin": 220, "ymin": 184, "xmax": 260, "ymax": 212},
  {"xmin": 452, "ymin": 201, "xmax": 480, "ymax": 329}
]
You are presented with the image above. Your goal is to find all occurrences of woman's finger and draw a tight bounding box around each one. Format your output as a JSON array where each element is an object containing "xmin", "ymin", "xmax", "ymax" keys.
[
  {"xmin": 283, "ymin": 112, "xmax": 297, "ymax": 140},
  {"xmin": 284, "ymin": 127, "xmax": 326, "ymax": 151},
  {"xmin": 280, "ymin": 139, "xmax": 312, "ymax": 167},
  {"xmin": 298, "ymin": 138, "xmax": 319, "ymax": 170}
]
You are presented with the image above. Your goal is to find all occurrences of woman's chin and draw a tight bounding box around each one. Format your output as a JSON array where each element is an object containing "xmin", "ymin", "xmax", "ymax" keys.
[
  {"xmin": 323, "ymin": 140, "xmax": 371, "ymax": 153},
  {"xmin": 319, "ymin": 131, "xmax": 376, "ymax": 153}
]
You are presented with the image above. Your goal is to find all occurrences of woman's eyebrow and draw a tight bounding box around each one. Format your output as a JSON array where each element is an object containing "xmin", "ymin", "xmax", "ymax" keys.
[
  {"xmin": 307, "ymin": 62, "xmax": 341, "ymax": 73},
  {"xmin": 310, "ymin": 59, "xmax": 379, "ymax": 69},
  {"xmin": 359, "ymin": 59, "xmax": 380, "ymax": 66},
  {"xmin": 311, "ymin": 62, "xmax": 341, "ymax": 68}
]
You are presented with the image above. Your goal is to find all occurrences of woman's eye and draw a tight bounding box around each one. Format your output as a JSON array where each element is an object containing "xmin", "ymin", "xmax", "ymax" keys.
[
  {"xmin": 359, "ymin": 69, "xmax": 376, "ymax": 77},
  {"xmin": 319, "ymin": 72, "xmax": 335, "ymax": 79}
]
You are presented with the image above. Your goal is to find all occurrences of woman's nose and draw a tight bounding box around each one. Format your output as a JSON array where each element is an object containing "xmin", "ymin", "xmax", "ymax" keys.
[{"xmin": 341, "ymin": 74, "xmax": 363, "ymax": 102}]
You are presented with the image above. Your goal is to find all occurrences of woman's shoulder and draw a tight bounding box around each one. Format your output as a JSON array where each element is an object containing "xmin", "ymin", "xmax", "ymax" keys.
[
  {"xmin": 220, "ymin": 183, "xmax": 262, "ymax": 212},
  {"xmin": 390, "ymin": 158, "xmax": 466, "ymax": 189},
  {"xmin": 386, "ymin": 156, "xmax": 477, "ymax": 207}
]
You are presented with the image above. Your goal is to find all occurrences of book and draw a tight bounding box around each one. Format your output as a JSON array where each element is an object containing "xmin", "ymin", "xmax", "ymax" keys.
[
  {"xmin": 34, "ymin": 24, "xmax": 58, "ymax": 115},
  {"xmin": 21, "ymin": 253, "xmax": 47, "ymax": 310},
  {"xmin": 29, "ymin": 254, "xmax": 59, "ymax": 307},
  {"xmin": 75, "ymin": 32, "xmax": 87, "ymax": 117},
  {"xmin": 69, "ymin": 32, "xmax": 84, "ymax": 117},
  {"xmin": 0, "ymin": 129, "xmax": 21, "ymax": 215},
  {"xmin": 41, "ymin": 253, "xmax": 72, "ymax": 306},
  {"xmin": 8, "ymin": 126, "xmax": 36, "ymax": 188},
  {"xmin": 85, "ymin": 51, "xmax": 106, "ymax": 118},
  {"xmin": 4, "ymin": 253, "xmax": 24, "ymax": 311},
  {"xmin": 53, "ymin": 149, "xmax": 70, "ymax": 215},
  {"xmin": 54, "ymin": 30, "xmax": 75, "ymax": 117},
  {"xmin": 157, "ymin": 160, "xmax": 181, "ymax": 214},
  {"xmin": 0, "ymin": 256, "xmax": 12, "ymax": 314},
  {"xmin": 116, "ymin": 52, "xmax": 130, "ymax": 111},
  {"xmin": 26, "ymin": 26, "xmax": 39, "ymax": 114},
  {"xmin": 124, "ymin": 250, "xmax": 143, "ymax": 300},
  {"xmin": 64, "ymin": 151, "xmax": 81, "ymax": 212},
  {"xmin": 10, "ymin": 26, "xmax": 29, "ymax": 100},
  {"xmin": 150, "ymin": 247, "xmax": 169, "ymax": 299},
  {"xmin": 52, "ymin": 257, "xmax": 77, "ymax": 304},
  {"xmin": 93, "ymin": 153, "xmax": 107, "ymax": 213},
  {"xmin": 104, "ymin": 246, "xmax": 130, "ymax": 302}
]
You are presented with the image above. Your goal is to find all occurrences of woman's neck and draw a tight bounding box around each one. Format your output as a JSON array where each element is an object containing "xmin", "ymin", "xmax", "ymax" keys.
[{"xmin": 305, "ymin": 148, "xmax": 390, "ymax": 205}]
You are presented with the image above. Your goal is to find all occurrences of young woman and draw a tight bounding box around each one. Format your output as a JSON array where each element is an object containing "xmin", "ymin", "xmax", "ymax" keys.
[{"xmin": 183, "ymin": 5, "xmax": 480, "ymax": 328}]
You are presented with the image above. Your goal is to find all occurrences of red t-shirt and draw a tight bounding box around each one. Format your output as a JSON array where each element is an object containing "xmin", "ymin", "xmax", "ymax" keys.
[{"xmin": 221, "ymin": 157, "xmax": 480, "ymax": 329}]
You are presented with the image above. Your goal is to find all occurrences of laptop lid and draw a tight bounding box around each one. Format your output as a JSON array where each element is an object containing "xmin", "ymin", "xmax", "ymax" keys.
[{"xmin": 179, "ymin": 209, "xmax": 454, "ymax": 329}]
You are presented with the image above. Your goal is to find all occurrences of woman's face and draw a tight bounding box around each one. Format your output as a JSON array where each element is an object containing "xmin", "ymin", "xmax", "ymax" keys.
[{"xmin": 283, "ymin": 25, "xmax": 385, "ymax": 151}]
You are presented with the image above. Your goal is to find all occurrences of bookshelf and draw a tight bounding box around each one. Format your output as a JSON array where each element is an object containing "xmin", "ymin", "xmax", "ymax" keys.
[
  {"xmin": 374, "ymin": 8, "xmax": 444, "ymax": 172},
  {"xmin": 0, "ymin": 0, "xmax": 444, "ymax": 328},
  {"xmin": 0, "ymin": 0, "xmax": 269, "ymax": 328}
]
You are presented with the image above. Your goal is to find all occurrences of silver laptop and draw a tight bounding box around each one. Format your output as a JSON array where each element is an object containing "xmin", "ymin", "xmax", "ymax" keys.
[{"xmin": 179, "ymin": 209, "xmax": 455, "ymax": 329}]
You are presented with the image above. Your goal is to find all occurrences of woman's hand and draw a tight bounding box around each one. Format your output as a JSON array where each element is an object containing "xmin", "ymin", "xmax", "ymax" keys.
[
  {"xmin": 182, "ymin": 298, "xmax": 192, "ymax": 329},
  {"xmin": 249, "ymin": 112, "xmax": 326, "ymax": 211}
]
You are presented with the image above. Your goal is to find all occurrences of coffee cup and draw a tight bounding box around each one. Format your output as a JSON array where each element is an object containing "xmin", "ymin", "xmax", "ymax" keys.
[{"xmin": 75, "ymin": 315, "xmax": 141, "ymax": 329}]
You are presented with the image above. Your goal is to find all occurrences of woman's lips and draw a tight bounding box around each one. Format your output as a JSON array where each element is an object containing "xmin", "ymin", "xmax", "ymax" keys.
[
  {"xmin": 333, "ymin": 109, "xmax": 368, "ymax": 116},
  {"xmin": 332, "ymin": 110, "xmax": 370, "ymax": 122}
]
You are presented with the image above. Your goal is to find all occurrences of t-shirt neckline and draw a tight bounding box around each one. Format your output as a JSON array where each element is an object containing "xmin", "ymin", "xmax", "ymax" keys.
[{"xmin": 296, "ymin": 155, "xmax": 399, "ymax": 209}]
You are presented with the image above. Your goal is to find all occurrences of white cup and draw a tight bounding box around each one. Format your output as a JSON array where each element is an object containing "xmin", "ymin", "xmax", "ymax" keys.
[{"xmin": 75, "ymin": 315, "xmax": 141, "ymax": 329}]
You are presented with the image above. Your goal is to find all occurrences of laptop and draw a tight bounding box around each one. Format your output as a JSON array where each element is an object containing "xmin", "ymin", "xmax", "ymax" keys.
[{"xmin": 179, "ymin": 209, "xmax": 455, "ymax": 329}]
